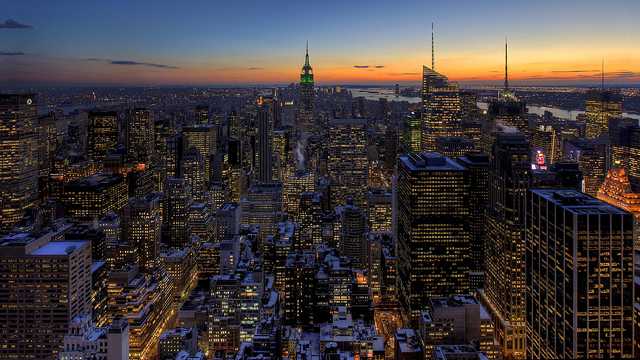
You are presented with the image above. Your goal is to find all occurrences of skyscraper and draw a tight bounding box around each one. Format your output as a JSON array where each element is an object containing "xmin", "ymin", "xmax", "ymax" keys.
[
  {"xmin": 585, "ymin": 90, "xmax": 622, "ymax": 139},
  {"xmin": 0, "ymin": 234, "xmax": 92, "ymax": 359},
  {"xmin": 182, "ymin": 124, "xmax": 217, "ymax": 185},
  {"xmin": 124, "ymin": 194, "xmax": 162, "ymax": 273},
  {"xmin": 328, "ymin": 118, "xmax": 368, "ymax": 208},
  {"xmin": 396, "ymin": 152, "xmax": 471, "ymax": 324},
  {"xmin": 526, "ymin": 189, "xmax": 634, "ymax": 358},
  {"xmin": 180, "ymin": 146, "xmax": 207, "ymax": 202},
  {"xmin": 88, "ymin": 111, "xmax": 119, "ymax": 161},
  {"xmin": 63, "ymin": 173, "xmax": 129, "ymax": 222},
  {"xmin": 240, "ymin": 182, "xmax": 283, "ymax": 240},
  {"xmin": 0, "ymin": 94, "xmax": 38, "ymax": 234},
  {"xmin": 164, "ymin": 177, "xmax": 192, "ymax": 248},
  {"xmin": 482, "ymin": 133, "xmax": 530, "ymax": 360},
  {"xmin": 564, "ymin": 138, "xmax": 607, "ymax": 196},
  {"xmin": 338, "ymin": 200, "xmax": 367, "ymax": 269},
  {"xmin": 126, "ymin": 108, "xmax": 155, "ymax": 164},
  {"xmin": 610, "ymin": 121, "xmax": 640, "ymax": 189},
  {"xmin": 420, "ymin": 52, "xmax": 462, "ymax": 152},
  {"xmin": 257, "ymin": 98, "xmax": 273, "ymax": 183},
  {"xmin": 298, "ymin": 42, "xmax": 314, "ymax": 131},
  {"xmin": 456, "ymin": 152, "xmax": 490, "ymax": 290}
]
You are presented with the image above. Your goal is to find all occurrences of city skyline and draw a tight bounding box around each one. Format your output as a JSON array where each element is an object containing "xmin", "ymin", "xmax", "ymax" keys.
[{"xmin": 2, "ymin": 0, "xmax": 640, "ymax": 87}]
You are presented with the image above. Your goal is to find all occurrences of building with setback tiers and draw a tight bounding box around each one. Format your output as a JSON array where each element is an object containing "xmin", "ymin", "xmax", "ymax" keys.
[{"xmin": 298, "ymin": 43, "xmax": 314, "ymax": 131}]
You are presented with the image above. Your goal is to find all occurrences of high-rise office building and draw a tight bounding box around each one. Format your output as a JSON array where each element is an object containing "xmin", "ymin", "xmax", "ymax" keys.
[
  {"xmin": 63, "ymin": 173, "xmax": 129, "ymax": 222},
  {"xmin": 456, "ymin": 152, "xmax": 490, "ymax": 290},
  {"xmin": 482, "ymin": 133, "xmax": 530, "ymax": 360},
  {"xmin": 402, "ymin": 112, "xmax": 422, "ymax": 153},
  {"xmin": 610, "ymin": 121, "xmax": 640, "ymax": 189},
  {"xmin": 585, "ymin": 90, "xmax": 622, "ymax": 139},
  {"xmin": 422, "ymin": 82, "xmax": 463, "ymax": 152},
  {"xmin": 0, "ymin": 94, "xmax": 38, "ymax": 234},
  {"xmin": 0, "ymin": 234, "xmax": 91, "ymax": 359},
  {"xmin": 256, "ymin": 99, "xmax": 273, "ymax": 183},
  {"xmin": 298, "ymin": 191, "xmax": 322, "ymax": 249},
  {"xmin": 367, "ymin": 189, "xmax": 392, "ymax": 232},
  {"xmin": 564, "ymin": 138, "xmax": 607, "ymax": 196},
  {"xmin": 272, "ymin": 127, "xmax": 290, "ymax": 181},
  {"xmin": 283, "ymin": 169, "xmax": 315, "ymax": 219},
  {"xmin": 328, "ymin": 118, "xmax": 368, "ymax": 208},
  {"xmin": 165, "ymin": 177, "xmax": 193, "ymax": 248},
  {"xmin": 338, "ymin": 201, "xmax": 367, "ymax": 268},
  {"xmin": 526, "ymin": 189, "xmax": 634, "ymax": 359},
  {"xmin": 126, "ymin": 108, "xmax": 155, "ymax": 164},
  {"xmin": 240, "ymin": 182, "xmax": 283, "ymax": 240},
  {"xmin": 180, "ymin": 146, "xmax": 207, "ymax": 202},
  {"xmin": 420, "ymin": 33, "xmax": 460, "ymax": 152},
  {"xmin": 124, "ymin": 194, "xmax": 162, "ymax": 273},
  {"xmin": 485, "ymin": 95, "xmax": 528, "ymax": 142},
  {"xmin": 396, "ymin": 152, "xmax": 471, "ymax": 324},
  {"xmin": 182, "ymin": 124, "xmax": 217, "ymax": 185},
  {"xmin": 88, "ymin": 111, "xmax": 119, "ymax": 161}
]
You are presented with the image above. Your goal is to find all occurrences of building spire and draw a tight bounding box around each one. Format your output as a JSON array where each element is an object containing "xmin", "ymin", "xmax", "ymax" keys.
[
  {"xmin": 431, "ymin": 22, "xmax": 435, "ymax": 70},
  {"xmin": 305, "ymin": 40, "xmax": 310, "ymax": 67},
  {"xmin": 504, "ymin": 37, "xmax": 509, "ymax": 90}
]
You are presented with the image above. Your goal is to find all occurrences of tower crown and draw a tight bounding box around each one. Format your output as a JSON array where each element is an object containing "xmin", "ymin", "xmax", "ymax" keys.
[{"xmin": 300, "ymin": 41, "xmax": 314, "ymax": 85}]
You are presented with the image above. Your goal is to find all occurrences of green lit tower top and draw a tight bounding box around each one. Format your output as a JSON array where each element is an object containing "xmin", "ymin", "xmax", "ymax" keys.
[
  {"xmin": 300, "ymin": 41, "xmax": 314, "ymax": 85},
  {"xmin": 299, "ymin": 41, "xmax": 314, "ymax": 114}
]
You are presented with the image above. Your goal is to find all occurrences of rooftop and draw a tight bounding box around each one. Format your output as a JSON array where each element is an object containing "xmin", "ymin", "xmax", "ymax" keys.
[
  {"xmin": 31, "ymin": 241, "xmax": 89, "ymax": 256},
  {"xmin": 532, "ymin": 189, "xmax": 629, "ymax": 215},
  {"xmin": 400, "ymin": 152, "xmax": 465, "ymax": 172}
]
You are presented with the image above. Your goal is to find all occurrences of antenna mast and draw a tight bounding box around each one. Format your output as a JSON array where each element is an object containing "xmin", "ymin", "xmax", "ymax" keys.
[
  {"xmin": 504, "ymin": 37, "xmax": 509, "ymax": 90},
  {"xmin": 431, "ymin": 22, "xmax": 435, "ymax": 70}
]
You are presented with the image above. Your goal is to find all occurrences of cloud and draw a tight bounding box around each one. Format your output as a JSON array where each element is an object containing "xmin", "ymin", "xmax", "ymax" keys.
[
  {"xmin": 248, "ymin": 67, "xmax": 263, "ymax": 70},
  {"xmin": 110, "ymin": 60, "xmax": 178, "ymax": 69},
  {"xmin": 353, "ymin": 65, "xmax": 385, "ymax": 69},
  {"xmin": 551, "ymin": 69, "xmax": 598, "ymax": 73},
  {"xmin": 610, "ymin": 71, "xmax": 640, "ymax": 78},
  {"xmin": 0, "ymin": 51, "xmax": 24, "ymax": 56},
  {"xmin": 84, "ymin": 58, "xmax": 178, "ymax": 69},
  {"xmin": 0, "ymin": 19, "xmax": 33, "ymax": 29}
]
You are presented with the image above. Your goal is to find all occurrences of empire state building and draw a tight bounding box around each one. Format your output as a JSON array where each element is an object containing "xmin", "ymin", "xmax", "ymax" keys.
[{"xmin": 298, "ymin": 42, "xmax": 314, "ymax": 130}]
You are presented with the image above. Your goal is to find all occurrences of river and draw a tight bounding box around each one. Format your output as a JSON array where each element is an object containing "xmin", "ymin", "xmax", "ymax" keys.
[{"xmin": 349, "ymin": 88, "xmax": 640, "ymax": 121}]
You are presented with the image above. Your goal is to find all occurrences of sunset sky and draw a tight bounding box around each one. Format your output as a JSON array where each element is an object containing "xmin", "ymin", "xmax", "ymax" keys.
[{"xmin": 1, "ymin": 0, "xmax": 639, "ymax": 87}]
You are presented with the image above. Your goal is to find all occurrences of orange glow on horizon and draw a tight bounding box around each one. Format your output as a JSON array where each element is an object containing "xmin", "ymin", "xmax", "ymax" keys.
[{"xmin": 5, "ymin": 46, "xmax": 640, "ymax": 85}]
